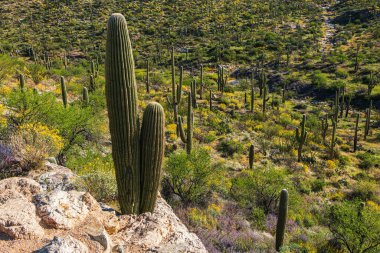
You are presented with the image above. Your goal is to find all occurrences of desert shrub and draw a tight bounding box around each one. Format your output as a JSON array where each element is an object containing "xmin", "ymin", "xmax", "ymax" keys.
[
  {"xmin": 347, "ymin": 181, "xmax": 378, "ymax": 202},
  {"xmin": 311, "ymin": 70, "xmax": 329, "ymax": 88},
  {"xmin": 357, "ymin": 152, "xmax": 380, "ymax": 170},
  {"xmin": 0, "ymin": 54, "xmax": 24, "ymax": 83},
  {"xmin": 164, "ymin": 147, "xmax": 215, "ymax": 205},
  {"xmin": 75, "ymin": 155, "xmax": 117, "ymax": 202},
  {"xmin": 8, "ymin": 123, "xmax": 63, "ymax": 170},
  {"xmin": 311, "ymin": 179, "xmax": 325, "ymax": 192},
  {"xmin": 326, "ymin": 201, "xmax": 380, "ymax": 253},
  {"xmin": 28, "ymin": 63, "xmax": 46, "ymax": 84},
  {"xmin": 217, "ymin": 138, "xmax": 244, "ymax": 157},
  {"xmin": 230, "ymin": 165, "xmax": 294, "ymax": 214}
]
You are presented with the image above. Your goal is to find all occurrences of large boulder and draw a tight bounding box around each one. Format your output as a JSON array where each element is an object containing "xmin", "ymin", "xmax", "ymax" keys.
[
  {"xmin": 34, "ymin": 190, "xmax": 90, "ymax": 229},
  {"xmin": 112, "ymin": 196, "xmax": 207, "ymax": 253}
]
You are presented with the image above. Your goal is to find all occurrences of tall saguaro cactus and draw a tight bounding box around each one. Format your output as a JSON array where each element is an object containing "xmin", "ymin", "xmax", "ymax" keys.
[
  {"xmin": 321, "ymin": 115, "xmax": 329, "ymax": 143},
  {"xmin": 60, "ymin": 76, "xmax": 67, "ymax": 108},
  {"xmin": 146, "ymin": 59, "xmax": 150, "ymax": 93},
  {"xmin": 167, "ymin": 54, "xmax": 183, "ymax": 123},
  {"xmin": 328, "ymin": 119, "xmax": 337, "ymax": 159},
  {"xmin": 275, "ymin": 189, "xmax": 288, "ymax": 251},
  {"xmin": 105, "ymin": 13, "xmax": 165, "ymax": 214},
  {"xmin": 250, "ymin": 84, "xmax": 255, "ymax": 112},
  {"xmin": 82, "ymin": 87, "xmax": 89, "ymax": 104},
  {"xmin": 296, "ymin": 115, "xmax": 307, "ymax": 162},
  {"xmin": 19, "ymin": 74, "xmax": 25, "ymax": 90},
  {"xmin": 262, "ymin": 85, "xmax": 270, "ymax": 117},
  {"xmin": 177, "ymin": 93, "xmax": 193, "ymax": 154}
]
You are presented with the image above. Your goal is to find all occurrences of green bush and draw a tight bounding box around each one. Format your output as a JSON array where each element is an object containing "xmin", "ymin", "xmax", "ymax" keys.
[
  {"xmin": 217, "ymin": 138, "xmax": 244, "ymax": 157},
  {"xmin": 230, "ymin": 165, "xmax": 294, "ymax": 214},
  {"xmin": 164, "ymin": 147, "xmax": 215, "ymax": 205},
  {"xmin": 326, "ymin": 201, "xmax": 380, "ymax": 253},
  {"xmin": 357, "ymin": 152, "xmax": 380, "ymax": 170}
]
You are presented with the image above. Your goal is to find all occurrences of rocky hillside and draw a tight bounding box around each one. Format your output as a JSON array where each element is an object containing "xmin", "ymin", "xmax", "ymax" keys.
[{"xmin": 0, "ymin": 162, "xmax": 206, "ymax": 253}]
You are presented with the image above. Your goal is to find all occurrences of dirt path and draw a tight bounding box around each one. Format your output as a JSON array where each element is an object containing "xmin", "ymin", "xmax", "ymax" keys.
[{"xmin": 320, "ymin": 2, "xmax": 337, "ymax": 53}]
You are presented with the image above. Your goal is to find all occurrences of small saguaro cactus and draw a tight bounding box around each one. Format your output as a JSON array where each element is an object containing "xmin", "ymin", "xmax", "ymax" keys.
[
  {"xmin": 190, "ymin": 79, "xmax": 197, "ymax": 108},
  {"xmin": 177, "ymin": 93, "xmax": 193, "ymax": 154},
  {"xmin": 249, "ymin": 144, "xmax": 254, "ymax": 169},
  {"xmin": 321, "ymin": 115, "xmax": 329, "ymax": 143},
  {"xmin": 282, "ymin": 82, "xmax": 287, "ymax": 103},
  {"xmin": 146, "ymin": 59, "xmax": 150, "ymax": 93},
  {"xmin": 333, "ymin": 89, "xmax": 340, "ymax": 124},
  {"xmin": 354, "ymin": 113, "xmax": 359, "ymax": 152},
  {"xmin": 200, "ymin": 64, "xmax": 204, "ymax": 99},
  {"xmin": 296, "ymin": 114, "xmax": 307, "ymax": 162},
  {"xmin": 209, "ymin": 90, "xmax": 213, "ymax": 110},
  {"xmin": 105, "ymin": 13, "xmax": 165, "ymax": 214},
  {"xmin": 60, "ymin": 76, "xmax": 67, "ymax": 108},
  {"xmin": 91, "ymin": 60, "xmax": 98, "ymax": 78},
  {"xmin": 339, "ymin": 87, "xmax": 345, "ymax": 118},
  {"xmin": 258, "ymin": 69, "xmax": 267, "ymax": 97},
  {"xmin": 262, "ymin": 85, "xmax": 270, "ymax": 117},
  {"xmin": 364, "ymin": 108, "xmax": 370, "ymax": 140},
  {"xmin": 89, "ymin": 75, "xmax": 96, "ymax": 91},
  {"xmin": 345, "ymin": 96, "xmax": 351, "ymax": 118},
  {"xmin": 328, "ymin": 119, "xmax": 337, "ymax": 159},
  {"xmin": 19, "ymin": 74, "xmax": 25, "ymax": 90},
  {"xmin": 275, "ymin": 189, "xmax": 288, "ymax": 252},
  {"xmin": 250, "ymin": 84, "xmax": 255, "ymax": 113},
  {"xmin": 244, "ymin": 92, "xmax": 247, "ymax": 105},
  {"xmin": 82, "ymin": 87, "xmax": 89, "ymax": 104},
  {"xmin": 167, "ymin": 51, "xmax": 183, "ymax": 123}
]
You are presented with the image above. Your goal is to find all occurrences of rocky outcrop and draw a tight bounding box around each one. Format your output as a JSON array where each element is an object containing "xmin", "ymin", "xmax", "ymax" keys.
[{"xmin": 0, "ymin": 162, "xmax": 207, "ymax": 253}]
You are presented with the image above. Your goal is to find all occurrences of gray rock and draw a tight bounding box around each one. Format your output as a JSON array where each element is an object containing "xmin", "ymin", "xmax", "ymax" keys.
[
  {"xmin": 35, "ymin": 235, "xmax": 88, "ymax": 253},
  {"xmin": 34, "ymin": 190, "xmax": 89, "ymax": 229}
]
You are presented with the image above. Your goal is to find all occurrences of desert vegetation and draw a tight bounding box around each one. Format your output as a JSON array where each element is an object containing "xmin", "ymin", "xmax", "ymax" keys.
[{"xmin": 0, "ymin": 0, "xmax": 379, "ymax": 252}]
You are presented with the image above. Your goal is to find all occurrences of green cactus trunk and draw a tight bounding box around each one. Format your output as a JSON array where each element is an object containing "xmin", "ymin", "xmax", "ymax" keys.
[
  {"xmin": 354, "ymin": 113, "xmax": 359, "ymax": 152},
  {"xmin": 90, "ymin": 75, "xmax": 96, "ymax": 91},
  {"xmin": 209, "ymin": 90, "xmax": 212, "ymax": 110},
  {"xmin": 262, "ymin": 86, "xmax": 270, "ymax": 117},
  {"xmin": 296, "ymin": 115, "xmax": 307, "ymax": 162},
  {"xmin": 146, "ymin": 60, "xmax": 150, "ymax": 93},
  {"xmin": 82, "ymin": 87, "xmax": 89, "ymax": 104},
  {"xmin": 275, "ymin": 189, "xmax": 288, "ymax": 251},
  {"xmin": 249, "ymin": 144, "xmax": 254, "ymax": 169},
  {"xmin": 139, "ymin": 102, "xmax": 165, "ymax": 213},
  {"xmin": 177, "ymin": 93, "xmax": 193, "ymax": 154},
  {"xmin": 321, "ymin": 115, "xmax": 329, "ymax": 143},
  {"xmin": 251, "ymin": 85, "xmax": 255, "ymax": 113},
  {"xmin": 60, "ymin": 76, "xmax": 67, "ymax": 108},
  {"xmin": 200, "ymin": 64, "xmax": 203, "ymax": 100},
  {"xmin": 364, "ymin": 108, "xmax": 370, "ymax": 140},
  {"xmin": 329, "ymin": 119, "xmax": 337, "ymax": 159},
  {"xmin": 19, "ymin": 74, "xmax": 25, "ymax": 90}
]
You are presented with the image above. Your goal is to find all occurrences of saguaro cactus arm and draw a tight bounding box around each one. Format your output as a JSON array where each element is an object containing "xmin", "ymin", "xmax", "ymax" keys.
[{"xmin": 139, "ymin": 102, "xmax": 165, "ymax": 213}]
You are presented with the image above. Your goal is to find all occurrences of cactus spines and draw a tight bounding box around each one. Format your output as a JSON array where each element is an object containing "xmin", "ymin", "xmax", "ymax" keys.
[
  {"xmin": 262, "ymin": 85, "xmax": 270, "ymax": 117},
  {"xmin": 82, "ymin": 87, "xmax": 89, "ymax": 104},
  {"xmin": 275, "ymin": 189, "xmax": 288, "ymax": 252},
  {"xmin": 60, "ymin": 76, "xmax": 67, "ymax": 108},
  {"xmin": 19, "ymin": 74, "xmax": 25, "ymax": 90},
  {"xmin": 354, "ymin": 113, "xmax": 359, "ymax": 152},
  {"xmin": 177, "ymin": 93, "xmax": 193, "ymax": 154},
  {"xmin": 296, "ymin": 114, "xmax": 307, "ymax": 162},
  {"xmin": 139, "ymin": 102, "xmax": 165, "ymax": 213},
  {"xmin": 146, "ymin": 59, "xmax": 150, "ymax": 93},
  {"xmin": 321, "ymin": 115, "xmax": 329, "ymax": 143},
  {"xmin": 328, "ymin": 119, "xmax": 337, "ymax": 159},
  {"xmin": 105, "ymin": 13, "xmax": 165, "ymax": 214},
  {"xmin": 249, "ymin": 144, "xmax": 254, "ymax": 169}
]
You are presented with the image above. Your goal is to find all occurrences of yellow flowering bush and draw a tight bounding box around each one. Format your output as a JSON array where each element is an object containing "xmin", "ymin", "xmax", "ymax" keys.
[
  {"xmin": 188, "ymin": 207, "xmax": 217, "ymax": 229},
  {"xmin": 9, "ymin": 123, "xmax": 63, "ymax": 169},
  {"xmin": 326, "ymin": 160, "xmax": 336, "ymax": 170}
]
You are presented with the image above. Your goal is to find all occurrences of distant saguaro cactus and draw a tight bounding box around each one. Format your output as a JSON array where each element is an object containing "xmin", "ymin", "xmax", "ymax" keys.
[
  {"xmin": 249, "ymin": 144, "xmax": 254, "ymax": 169},
  {"xmin": 167, "ymin": 50, "xmax": 183, "ymax": 123},
  {"xmin": 19, "ymin": 74, "xmax": 25, "ymax": 90},
  {"xmin": 82, "ymin": 87, "xmax": 89, "ymax": 104},
  {"xmin": 105, "ymin": 13, "xmax": 165, "ymax": 214},
  {"xmin": 177, "ymin": 93, "xmax": 193, "ymax": 154},
  {"xmin": 296, "ymin": 115, "xmax": 307, "ymax": 162},
  {"xmin": 251, "ymin": 84, "xmax": 255, "ymax": 113},
  {"xmin": 328, "ymin": 119, "xmax": 337, "ymax": 159},
  {"xmin": 321, "ymin": 115, "xmax": 329, "ymax": 143},
  {"xmin": 60, "ymin": 76, "xmax": 67, "ymax": 108},
  {"xmin": 262, "ymin": 85, "xmax": 270, "ymax": 117},
  {"xmin": 146, "ymin": 59, "xmax": 150, "ymax": 93},
  {"xmin": 354, "ymin": 113, "xmax": 359, "ymax": 152},
  {"xmin": 275, "ymin": 189, "xmax": 288, "ymax": 251}
]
